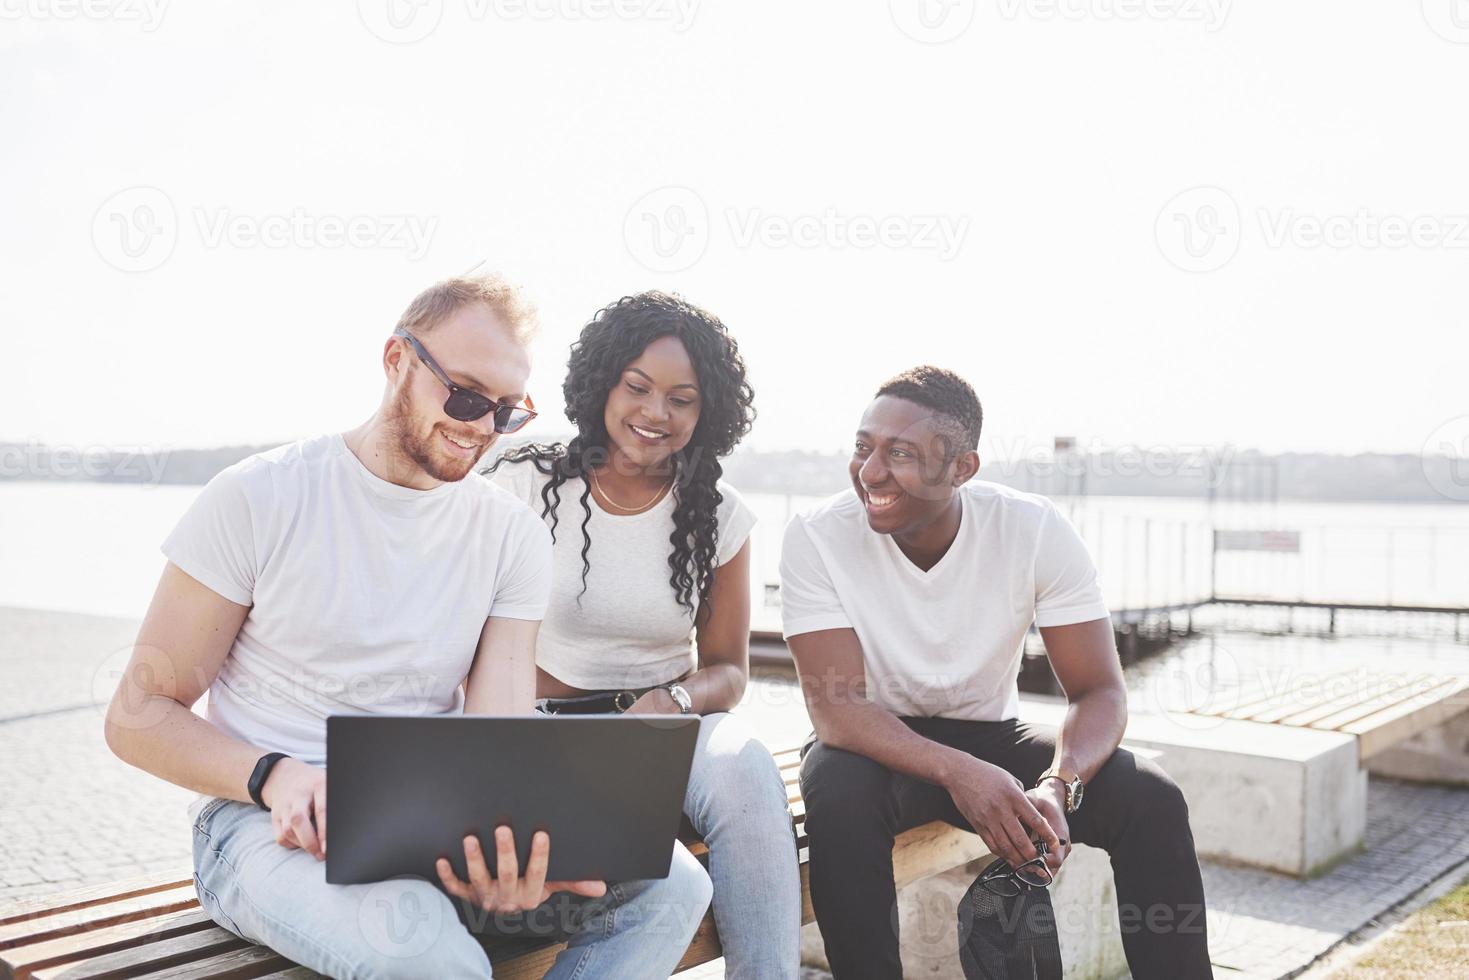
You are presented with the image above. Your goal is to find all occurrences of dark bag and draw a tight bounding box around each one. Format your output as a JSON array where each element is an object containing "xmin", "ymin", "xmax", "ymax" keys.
[{"xmin": 957, "ymin": 870, "xmax": 1064, "ymax": 980}]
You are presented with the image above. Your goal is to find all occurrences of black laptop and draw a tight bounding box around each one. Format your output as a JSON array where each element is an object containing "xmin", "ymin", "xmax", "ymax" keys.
[{"xmin": 325, "ymin": 714, "xmax": 700, "ymax": 886}]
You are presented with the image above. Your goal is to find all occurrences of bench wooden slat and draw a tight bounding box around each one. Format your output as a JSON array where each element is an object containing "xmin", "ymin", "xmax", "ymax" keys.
[
  {"xmin": 1347, "ymin": 678, "xmax": 1469, "ymax": 760},
  {"xmin": 0, "ymin": 887, "xmax": 200, "ymax": 952},
  {"xmin": 0, "ymin": 873, "xmax": 193, "ymax": 929},
  {"xmin": 1306, "ymin": 677, "xmax": 1460, "ymax": 733},
  {"xmin": 30, "ymin": 924, "xmax": 248, "ymax": 980},
  {"xmin": 1273, "ymin": 675, "xmax": 1440, "ymax": 730},
  {"xmin": 7, "ymin": 908, "xmax": 212, "ymax": 980},
  {"xmin": 125, "ymin": 944, "xmax": 291, "ymax": 980},
  {"xmin": 1229, "ymin": 683, "xmax": 1368, "ymax": 724},
  {"xmin": 1191, "ymin": 681, "xmax": 1292, "ymax": 718}
]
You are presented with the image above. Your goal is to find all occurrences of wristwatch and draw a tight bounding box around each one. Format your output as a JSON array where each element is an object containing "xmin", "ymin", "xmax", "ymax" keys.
[
  {"xmin": 663, "ymin": 683, "xmax": 693, "ymax": 714},
  {"xmin": 248, "ymin": 752, "xmax": 290, "ymax": 811},
  {"xmin": 1036, "ymin": 767, "xmax": 1084, "ymax": 814}
]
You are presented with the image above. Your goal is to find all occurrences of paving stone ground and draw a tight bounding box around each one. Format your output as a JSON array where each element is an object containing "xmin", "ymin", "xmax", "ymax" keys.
[{"xmin": 3, "ymin": 606, "xmax": 1467, "ymax": 979}]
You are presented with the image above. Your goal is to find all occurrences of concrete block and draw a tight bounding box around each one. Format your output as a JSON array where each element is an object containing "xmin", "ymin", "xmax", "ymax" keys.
[
  {"xmin": 1366, "ymin": 708, "xmax": 1469, "ymax": 785},
  {"xmin": 1021, "ymin": 698, "xmax": 1367, "ymax": 878},
  {"xmin": 800, "ymin": 845, "xmax": 1127, "ymax": 979}
]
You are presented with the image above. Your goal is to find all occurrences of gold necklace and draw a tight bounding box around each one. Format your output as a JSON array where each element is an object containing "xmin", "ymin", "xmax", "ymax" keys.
[{"xmin": 589, "ymin": 468, "xmax": 673, "ymax": 513}]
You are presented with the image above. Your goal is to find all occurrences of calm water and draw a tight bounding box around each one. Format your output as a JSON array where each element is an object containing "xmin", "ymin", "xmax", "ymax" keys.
[
  {"xmin": 2, "ymin": 482, "xmax": 1467, "ymax": 630},
  {"xmin": 4, "ymin": 482, "xmax": 1464, "ymax": 749}
]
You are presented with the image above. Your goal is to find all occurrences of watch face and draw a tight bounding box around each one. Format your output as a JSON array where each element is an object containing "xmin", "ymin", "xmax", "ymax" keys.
[{"xmin": 1070, "ymin": 780, "xmax": 1084, "ymax": 811}]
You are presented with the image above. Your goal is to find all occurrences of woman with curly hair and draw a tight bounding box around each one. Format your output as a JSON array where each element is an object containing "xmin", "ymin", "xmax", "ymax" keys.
[{"xmin": 487, "ymin": 291, "xmax": 800, "ymax": 978}]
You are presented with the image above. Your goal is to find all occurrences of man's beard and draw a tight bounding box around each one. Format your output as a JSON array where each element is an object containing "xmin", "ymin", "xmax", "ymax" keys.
[{"xmin": 387, "ymin": 385, "xmax": 488, "ymax": 484}]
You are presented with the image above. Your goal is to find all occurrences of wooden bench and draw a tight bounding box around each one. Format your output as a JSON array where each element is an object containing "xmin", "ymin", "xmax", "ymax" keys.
[
  {"xmin": 1, "ymin": 746, "xmax": 990, "ymax": 980},
  {"xmin": 1178, "ymin": 668, "xmax": 1469, "ymax": 761}
]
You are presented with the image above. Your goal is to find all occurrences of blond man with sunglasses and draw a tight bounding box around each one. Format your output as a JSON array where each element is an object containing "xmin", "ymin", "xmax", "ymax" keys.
[{"xmin": 104, "ymin": 274, "xmax": 714, "ymax": 979}]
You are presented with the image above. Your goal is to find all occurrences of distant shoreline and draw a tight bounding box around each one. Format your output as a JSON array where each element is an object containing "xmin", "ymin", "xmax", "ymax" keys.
[{"xmin": 1, "ymin": 441, "xmax": 1464, "ymax": 505}]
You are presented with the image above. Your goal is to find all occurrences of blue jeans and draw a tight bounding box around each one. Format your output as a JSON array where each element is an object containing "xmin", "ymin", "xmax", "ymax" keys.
[
  {"xmin": 192, "ymin": 797, "xmax": 713, "ymax": 979},
  {"xmin": 683, "ymin": 712, "xmax": 802, "ymax": 980}
]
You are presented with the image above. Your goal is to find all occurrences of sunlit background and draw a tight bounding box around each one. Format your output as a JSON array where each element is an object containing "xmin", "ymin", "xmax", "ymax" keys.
[{"xmin": 5, "ymin": 1, "xmax": 1468, "ymax": 457}]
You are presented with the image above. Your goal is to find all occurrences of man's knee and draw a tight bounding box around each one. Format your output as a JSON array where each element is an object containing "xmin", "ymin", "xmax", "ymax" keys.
[
  {"xmin": 1106, "ymin": 753, "xmax": 1191, "ymax": 837},
  {"xmin": 1137, "ymin": 761, "xmax": 1190, "ymax": 825}
]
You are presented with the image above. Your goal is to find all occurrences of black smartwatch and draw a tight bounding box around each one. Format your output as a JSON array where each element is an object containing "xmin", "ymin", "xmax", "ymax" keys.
[{"xmin": 247, "ymin": 752, "xmax": 290, "ymax": 811}]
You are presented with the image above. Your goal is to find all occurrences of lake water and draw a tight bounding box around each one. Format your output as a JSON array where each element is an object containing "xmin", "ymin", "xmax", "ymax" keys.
[{"xmin": 2, "ymin": 482, "xmax": 1468, "ymax": 631}]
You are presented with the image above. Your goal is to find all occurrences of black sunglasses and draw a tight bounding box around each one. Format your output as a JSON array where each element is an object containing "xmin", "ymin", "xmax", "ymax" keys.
[{"xmin": 394, "ymin": 328, "xmax": 537, "ymax": 432}]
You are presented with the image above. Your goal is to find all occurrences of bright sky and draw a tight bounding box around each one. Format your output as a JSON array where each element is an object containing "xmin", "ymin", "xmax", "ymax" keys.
[{"xmin": 4, "ymin": 1, "xmax": 1467, "ymax": 460}]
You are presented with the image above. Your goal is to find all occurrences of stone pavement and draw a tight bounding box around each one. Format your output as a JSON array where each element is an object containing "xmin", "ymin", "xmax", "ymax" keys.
[
  {"xmin": 1200, "ymin": 778, "xmax": 1469, "ymax": 979},
  {"xmin": 4, "ymin": 605, "xmax": 1468, "ymax": 979}
]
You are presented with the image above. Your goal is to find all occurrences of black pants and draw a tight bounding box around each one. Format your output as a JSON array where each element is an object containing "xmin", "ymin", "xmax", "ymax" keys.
[{"xmin": 800, "ymin": 717, "xmax": 1212, "ymax": 980}]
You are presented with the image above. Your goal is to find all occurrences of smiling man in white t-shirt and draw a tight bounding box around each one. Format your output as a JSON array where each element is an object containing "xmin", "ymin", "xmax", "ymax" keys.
[
  {"xmin": 782, "ymin": 366, "xmax": 1211, "ymax": 980},
  {"xmin": 103, "ymin": 273, "xmax": 712, "ymax": 980}
]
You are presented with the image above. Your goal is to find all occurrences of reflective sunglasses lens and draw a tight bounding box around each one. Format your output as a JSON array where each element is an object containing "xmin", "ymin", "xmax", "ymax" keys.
[
  {"xmin": 494, "ymin": 406, "xmax": 533, "ymax": 433},
  {"xmin": 444, "ymin": 391, "xmax": 494, "ymax": 422}
]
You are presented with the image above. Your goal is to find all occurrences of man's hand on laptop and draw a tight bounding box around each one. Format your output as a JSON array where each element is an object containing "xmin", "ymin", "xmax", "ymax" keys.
[
  {"xmin": 435, "ymin": 826, "xmax": 608, "ymax": 913},
  {"xmin": 943, "ymin": 756, "xmax": 1064, "ymax": 872},
  {"xmin": 261, "ymin": 759, "xmax": 327, "ymax": 860}
]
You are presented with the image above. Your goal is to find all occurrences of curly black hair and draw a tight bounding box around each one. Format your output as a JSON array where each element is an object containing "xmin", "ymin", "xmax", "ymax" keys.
[
  {"xmin": 487, "ymin": 291, "xmax": 755, "ymax": 615},
  {"xmin": 875, "ymin": 365, "xmax": 983, "ymax": 453}
]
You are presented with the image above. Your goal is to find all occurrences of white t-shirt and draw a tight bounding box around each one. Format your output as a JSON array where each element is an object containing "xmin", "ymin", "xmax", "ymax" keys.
[
  {"xmin": 779, "ymin": 481, "xmax": 1109, "ymax": 722},
  {"xmin": 162, "ymin": 433, "xmax": 552, "ymax": 766},
  {"xmin": 488, "ymin": 458, "xmax": 757, "ymax": 691}
]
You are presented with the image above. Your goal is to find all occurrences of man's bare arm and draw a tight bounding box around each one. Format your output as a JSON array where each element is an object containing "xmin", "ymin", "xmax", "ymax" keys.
[
  {"xmin": 104, "ymin": 562, "xmax": 263, "ymax": 801},
  {"xmin": 789, "ymin": 627, "xmax": 967, "ymax": 784},
  {"xmin": 105, "ymin": 562, "xmax": 330, "ymax": 858},
  {"xmin": 789, "ymin": 626, "xmax": 1059, "ymax": 868},
  {"xmin": 463, "ymin": 615, "xmax": 540, "ymax": 715},
  {"xmin": 1036, "ymin": 617, "xmax": 1128, "ymax": 788}
]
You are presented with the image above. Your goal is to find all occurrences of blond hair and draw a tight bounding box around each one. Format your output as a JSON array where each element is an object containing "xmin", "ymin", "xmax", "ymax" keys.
[{"xmin": 393, "ymin": 272, "xmax": 538, "ymax": 344}]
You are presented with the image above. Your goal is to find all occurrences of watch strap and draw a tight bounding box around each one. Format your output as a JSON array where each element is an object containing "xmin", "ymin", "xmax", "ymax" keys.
[
  {"xmin": 248, "ymin": 752, "xmax": 289, "ymax": 811},
  {"xmin": 1036, "ymin": 767, "xmax": 1082, "ymax": 813}
]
